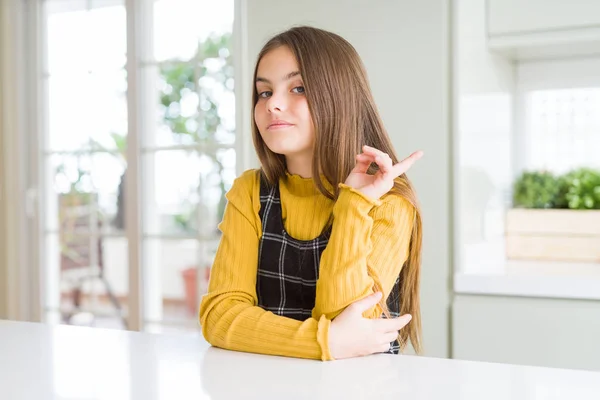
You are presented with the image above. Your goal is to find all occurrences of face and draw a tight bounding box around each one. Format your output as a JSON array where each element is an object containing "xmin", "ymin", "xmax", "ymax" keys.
[{"xmin": 254, "ymin": 46, "xmax": 314, "ymax": 159}]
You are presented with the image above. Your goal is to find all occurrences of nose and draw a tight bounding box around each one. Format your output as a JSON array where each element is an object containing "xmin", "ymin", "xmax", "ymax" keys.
[{"xmin": 266, "ymin": 92, "xmax": 287, "ymax": 113}]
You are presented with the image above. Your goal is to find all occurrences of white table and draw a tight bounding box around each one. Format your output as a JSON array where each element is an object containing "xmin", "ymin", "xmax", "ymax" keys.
[{"xmin": 1, "ymin": 320, "xmax": 599, "ymax": 399}]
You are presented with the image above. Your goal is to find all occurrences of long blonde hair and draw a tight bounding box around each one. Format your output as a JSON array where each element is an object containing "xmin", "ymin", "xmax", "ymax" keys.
[{"xmin": 251, "ymin": 26, "xmax": 423, "ymax": 354}]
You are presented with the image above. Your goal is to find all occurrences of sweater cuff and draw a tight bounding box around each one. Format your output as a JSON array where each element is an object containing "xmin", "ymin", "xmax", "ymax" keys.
[
  {"xmin": 336, "ymin": 183, "xmax": 382, "ymax": 213},
  {"xmin": 316, "ymin": 315, "xmax": 334, "ymax": 361}
]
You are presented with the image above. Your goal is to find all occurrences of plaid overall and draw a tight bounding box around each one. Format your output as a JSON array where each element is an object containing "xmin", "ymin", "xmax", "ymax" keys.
[{"xmin": 256, "ymin": 175, "xmax": 401, "ymax": 354}]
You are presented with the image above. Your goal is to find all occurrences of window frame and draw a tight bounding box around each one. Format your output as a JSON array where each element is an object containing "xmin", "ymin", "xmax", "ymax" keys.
[
  {"xmin": 6, "ymin": 0, "xmax": 248, "ymax": 330},
  {"xmin": 514, "ymin": 57, "xmax": 600, "ymax": 177}
]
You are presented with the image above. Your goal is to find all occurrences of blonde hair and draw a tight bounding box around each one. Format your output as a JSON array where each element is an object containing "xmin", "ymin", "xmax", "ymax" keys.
[{"xmin": 251, "ymin": 26, "xmax": 423, "ymax": 354}]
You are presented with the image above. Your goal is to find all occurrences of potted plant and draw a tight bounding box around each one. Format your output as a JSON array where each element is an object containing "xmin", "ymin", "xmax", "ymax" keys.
[
  {"xmin": 506, "ymin": 168, "xmax": 600, "ymax": 262},
  {"xmin": 181, "ymin": 265, "xmax": 212, "ymax": 315}
]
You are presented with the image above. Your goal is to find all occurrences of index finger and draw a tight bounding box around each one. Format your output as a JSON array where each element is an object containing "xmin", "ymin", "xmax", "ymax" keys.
[{"xmin": 391, "ymin": 150, "xmax": 423, "ymax": 177}]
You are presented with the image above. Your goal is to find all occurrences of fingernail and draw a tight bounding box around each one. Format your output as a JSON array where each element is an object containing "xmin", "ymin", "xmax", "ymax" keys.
[{"xmin": 373, "ymin": 292, "xmax": 382, "ymax": 300}]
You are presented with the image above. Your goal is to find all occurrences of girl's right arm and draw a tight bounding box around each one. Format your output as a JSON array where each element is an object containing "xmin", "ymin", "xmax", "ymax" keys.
[{"xmin": 199, "ymin": 170, "xmax": 333, "ymax": 360}]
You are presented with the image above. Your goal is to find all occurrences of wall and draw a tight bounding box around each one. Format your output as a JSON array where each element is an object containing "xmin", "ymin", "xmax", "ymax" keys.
[
  {"xmin": 453, "ymin": 0, "xmax": 515, "ymax": 275},
  {"xmin": 239, "ymin": 0, "xmax": 452, "ymax": 358}
]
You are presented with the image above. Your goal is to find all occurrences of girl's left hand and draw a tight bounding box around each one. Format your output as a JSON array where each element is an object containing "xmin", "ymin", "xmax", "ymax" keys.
[{"xmin": 344, "ymin": 145, "xmax": 423, "ymax": 200}]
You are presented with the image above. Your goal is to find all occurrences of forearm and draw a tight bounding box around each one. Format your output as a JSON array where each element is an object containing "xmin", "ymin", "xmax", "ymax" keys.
[{"xmin": 200, "ymin": 292, "xmax": 333, "ymax": 360}]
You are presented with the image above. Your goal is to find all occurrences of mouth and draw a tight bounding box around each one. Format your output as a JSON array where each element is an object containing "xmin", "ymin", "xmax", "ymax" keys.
[{"xmin": 267, "ymin": 121, "xmax": 294, "ymax": 130}]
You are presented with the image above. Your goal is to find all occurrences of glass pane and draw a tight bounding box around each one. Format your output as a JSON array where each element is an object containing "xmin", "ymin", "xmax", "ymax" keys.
[
  {"xmin": 154, "ymin": 62, "xmax": 201, "ymax": 146},
  {"xmin": 146, "ymin": 1, "xmax": 235, "ymax": 148},
  {"xmin": 45, "ymin": 0, "xmax": 127, "ymax": 152},
  {"xmin": 207, "ymin": 148, "xmax": 236, "ymax": 232},
  {"xmin": 88, "ymin": 1, "xmax": 127, "ymax": 72},
  {"xmin": 91, "ymin": 152, "xmax": 128, "ymax": 233},
  {"xmin": 143, "ymin": 150, "xmax": 234, "ymax": 236},
  {"xmin": 152, "ymin": 0, "xmax": 234, "ymax": 63},
  {"xmin": 45, "ymin": 232, "xmax": 129, "ymax": 330},
  {"xmin": 149, "ymin": 55, "xmax": 234, "ymax": 146},
  {"xmin": 46, "ymin": 0, "xmax": 89, "ymax": 74},
  {"xmin": 143, "ymin": 239, "xmax": 217, "ymax": 326},
  {"xmin": 46, "ymin": 0, "xmax": 126, "ymax": 75},
  {"xmin": 143, "ymin": 150, "xmax": 201, "ymax": 235},
  {"xmin": 527, "ymin": 88, "xmax": 600, "ymax": 174},
  {"xmin": 199, "ymin": 53, "xmax": 236, "ymax": 145},
  {"xmin": 47, "ymin": 153, "xmax": 94, "ymax": 233},
  {"xmin": 140, "ymin": 61, "xmax": 235, "ymax": 149},
  {"xmin": 47, "ymin": 153, "xmax": 126, "ymax": 235},
  {"xmin": 47, "ymin": 71, "xmax": 127, "ymax": 152}
]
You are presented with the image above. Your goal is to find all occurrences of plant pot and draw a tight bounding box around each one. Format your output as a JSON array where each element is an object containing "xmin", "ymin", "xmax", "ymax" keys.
[
  {"xmin": 505, "ymin": 209, "xmax": 600, "ymax": 262},
  {"xmin": 181, "ymin": 266, "xmax": 211, "ymax": 315}
]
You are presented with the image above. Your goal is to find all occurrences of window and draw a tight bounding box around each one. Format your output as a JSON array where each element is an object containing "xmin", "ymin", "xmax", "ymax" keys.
[
  {"xmin": 521, "ymin": 88, "xmax": 600, "ymax": 174},
  {"xmin": 456, "ymin": 57, "xmax": 600, "ymax": 275},
  {"xmin": 40, "ymin": 0, "xmax": 235, "ymax": 333}
]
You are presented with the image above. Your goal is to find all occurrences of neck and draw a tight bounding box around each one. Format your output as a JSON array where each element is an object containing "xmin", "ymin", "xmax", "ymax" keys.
[{"xmin": 285, "ymin": 151, "xmax": 313, "ymax": 178}]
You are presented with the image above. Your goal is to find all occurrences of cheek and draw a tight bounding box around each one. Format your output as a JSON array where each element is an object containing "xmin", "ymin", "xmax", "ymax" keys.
[
  {"xmin": 302, "ymin": 106, "xmax": 315, "ymax": 141},
  {"xmin": 254, "ymin": 102, "xmax": 265, "ymax": 125},
  {"xmin": 296, "ymin": 98, "xmax": 313, "ymax": 128}
]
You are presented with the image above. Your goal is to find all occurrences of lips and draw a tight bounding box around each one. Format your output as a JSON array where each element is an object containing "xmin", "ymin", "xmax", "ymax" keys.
[{"xmin": 267, "ymin": 120, "xmax": 294, "ymax": 130}]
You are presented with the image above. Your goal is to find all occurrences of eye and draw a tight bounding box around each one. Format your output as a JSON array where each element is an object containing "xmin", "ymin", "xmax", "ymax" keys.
[
  {"xmin": 292, "ymin": 86, "xmax": 305, "ymax": 94},
  {"xmin": 258, "ymin": 91, "xmax": 272, "ymax": 98}
]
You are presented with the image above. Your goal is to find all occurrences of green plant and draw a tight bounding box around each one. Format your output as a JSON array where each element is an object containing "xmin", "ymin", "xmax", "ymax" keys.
[
  {"xmin": 552, "ymin": 174, "xmax": 571, "ymax": 209},
  {"xmin": 562, "ymin": 168, "xmax": 600, "ymax": 210},
  {"xmin": 55, "ymin": 158, "xmax": 93, "ymax": 195},
  {"xmin": 512, "ymin": 171, "xmax": 563, "ymax": 209},
  {"xmin": 512, "ymin": 167, "xmax": 600, "ymax": 210},
  {"xmin": 159, "ymin": 33, "xmax": 233, "ymax": 230},
  {"xmin": 93, "ymin": 33, "xmax": 233, "ymax": 233},
  {"xmin": 58, "ymin": 33, "xmax": 233, "ymax": 234}
]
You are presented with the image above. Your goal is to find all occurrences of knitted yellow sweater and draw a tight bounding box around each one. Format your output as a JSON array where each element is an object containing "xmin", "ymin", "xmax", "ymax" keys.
[{"xmin": 199, "ymin": 169, "xmax": 414, "ymax": 360}]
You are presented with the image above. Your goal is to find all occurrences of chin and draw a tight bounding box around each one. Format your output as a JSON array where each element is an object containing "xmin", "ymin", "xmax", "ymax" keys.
[
  {"xmin": 259, "ymin": 129, "xmax": 313, "ymax": 157},
  {"xmin": 261, "ymin": 138, "xmax": 302, "ymax": 156},
  {"xmin": 264, "ymin": 144, "xmax": 299, "ymax": 156}
]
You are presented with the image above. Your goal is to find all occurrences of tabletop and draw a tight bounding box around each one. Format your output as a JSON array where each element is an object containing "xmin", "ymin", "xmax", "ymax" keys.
[{"xmin": 1, "ymin": 320, "xmax": 599, "ymax": 399}]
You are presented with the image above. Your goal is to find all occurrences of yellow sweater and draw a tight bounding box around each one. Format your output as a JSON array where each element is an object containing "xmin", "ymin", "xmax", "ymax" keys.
[{"xmin": 199, "ymin": 169, "xmax": 415, "ymax": 361}]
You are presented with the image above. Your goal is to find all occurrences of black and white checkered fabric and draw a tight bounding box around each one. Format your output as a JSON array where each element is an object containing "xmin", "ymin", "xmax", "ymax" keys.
[{"xmin": 256, "ymin": 173, "xmax": 401, "ymax": 354}]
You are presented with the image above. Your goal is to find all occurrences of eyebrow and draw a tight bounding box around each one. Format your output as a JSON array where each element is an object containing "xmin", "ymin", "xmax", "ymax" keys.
[{"xmin": 256, "ymin": 71, "xmax": 301, "ymax": 85}]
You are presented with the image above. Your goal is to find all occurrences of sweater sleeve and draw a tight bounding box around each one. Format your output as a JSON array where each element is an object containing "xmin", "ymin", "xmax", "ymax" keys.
[
  {"xmin": 199, "ymin": 170, "xmax": 333, "ymax": 361},
  {"xmin": 312, "ymin": 183, "xmax": 415, "ymax": 321}
]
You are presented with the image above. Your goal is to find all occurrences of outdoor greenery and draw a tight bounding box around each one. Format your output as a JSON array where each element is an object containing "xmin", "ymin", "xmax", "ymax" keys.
[{"xmin": 55, "ymin": 32, "xmax": 234, "ymax": 234}]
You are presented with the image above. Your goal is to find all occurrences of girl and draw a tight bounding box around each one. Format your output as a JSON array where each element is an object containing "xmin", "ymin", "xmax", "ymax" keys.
[{"xmin": 199, "ymin": 26, "xmax": 423, "ymax": 361}]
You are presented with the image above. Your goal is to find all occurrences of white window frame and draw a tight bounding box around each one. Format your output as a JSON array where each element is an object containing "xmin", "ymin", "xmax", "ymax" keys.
[{"xmin": 2, "ymin": 0, "xmax": 250, "ymax": 330}]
